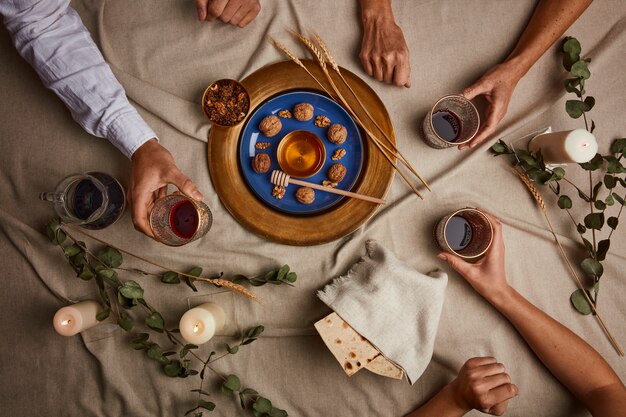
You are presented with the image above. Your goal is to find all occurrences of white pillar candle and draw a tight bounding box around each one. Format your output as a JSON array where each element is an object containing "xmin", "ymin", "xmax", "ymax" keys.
[
  {"xmin": 179, "ymin": 303, "xmax": 226, "ymax": 345},
  {"xmin": 53, "ymin": 300, "xmax": 101, "ymax": 336},
  {"xmin": 529, "ymin": 129, "xmax": 598, "ymax": 164}
]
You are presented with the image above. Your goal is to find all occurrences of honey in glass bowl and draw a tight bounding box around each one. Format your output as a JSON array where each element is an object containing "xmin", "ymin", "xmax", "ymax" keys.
[{"xmin": 277, "ymin": 130, "xmax": 326, "ymax": 178}]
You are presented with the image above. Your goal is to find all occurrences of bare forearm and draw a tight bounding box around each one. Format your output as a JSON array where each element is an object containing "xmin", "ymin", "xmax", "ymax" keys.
[
  {"xmin": 358, "ymin": 0, "xmax": 393, "ymax": 21},
  {"xmin": 507, "ymin": 0, "xmax": 592, "ymax": 77},
  {"xmin": 488, "ymin": 286, "xmax": 624, "ymax": 411},
  {"xmin": 405, "ymin": 384, "xmax": 466, "ymax": 417}
]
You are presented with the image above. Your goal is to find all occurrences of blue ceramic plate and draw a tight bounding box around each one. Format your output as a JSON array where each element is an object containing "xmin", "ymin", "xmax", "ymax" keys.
[{"xmin": 238, "ymin": 90, "xmax": 364, "ymax": 215}]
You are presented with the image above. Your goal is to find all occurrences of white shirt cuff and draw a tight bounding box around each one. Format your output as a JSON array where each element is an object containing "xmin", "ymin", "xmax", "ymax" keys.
[{"xmin": 107, "ymin": 111, "xmax": 158, "ymax": 158}]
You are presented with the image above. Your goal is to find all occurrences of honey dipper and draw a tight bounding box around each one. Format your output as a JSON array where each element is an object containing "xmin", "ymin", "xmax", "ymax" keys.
[{"xmin": 270, "ymin": 170, "xmax": 387, "ymax": 205}]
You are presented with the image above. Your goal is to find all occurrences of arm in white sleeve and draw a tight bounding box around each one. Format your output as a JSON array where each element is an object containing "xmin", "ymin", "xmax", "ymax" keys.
[{"xmin": 1, "ymin": 0, "xmax": 156, "ymax": 158}]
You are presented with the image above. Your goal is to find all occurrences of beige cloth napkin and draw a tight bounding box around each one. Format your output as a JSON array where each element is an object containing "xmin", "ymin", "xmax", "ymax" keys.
[{"xmin": 317, "ymin": 240, "xmax": 448, "ymax": 384}]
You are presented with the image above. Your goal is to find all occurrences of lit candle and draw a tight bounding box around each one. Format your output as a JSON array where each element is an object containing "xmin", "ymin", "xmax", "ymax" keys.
[
  {"xmin": 179, "ymin": 303, "xmax": 226, "ymax": 345},
  {"xmin": 529, "ymin": 129, "xmax": 598, "ymax": 164},
  {"xmin": 53, "ymin": 300, "xmax": 101, "ymax": 336}
]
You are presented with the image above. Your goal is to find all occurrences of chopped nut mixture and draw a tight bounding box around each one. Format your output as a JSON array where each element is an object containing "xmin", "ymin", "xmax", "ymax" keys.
[
  {"xmin": 314, "ymin": 115, "xmax": 331, "ymax": 128},
  {"xmin": 203, "ymin": 79, "xmax": 249, "ymax": 126}
]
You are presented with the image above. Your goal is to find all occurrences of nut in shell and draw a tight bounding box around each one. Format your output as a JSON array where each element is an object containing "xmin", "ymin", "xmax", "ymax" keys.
[
  {"xmin": 278, "ymin": 110, "xmax": 292, "ymax": 118},
  {"xmin": 331, "ymin": 148, "xmax": 346, "ymax": 161},
  {"xmin": 327, "ymin": 163, "xmax": 347, "ymax": 183},
  {"xmin": 272, "ymin": 185, "xmax": 286, "ymax": 199},
  {"xmin": 293, "ymin": 102, "xmax": 314, "ymax": 121},
  {"xmin": 327, "ymin": 123, "xmax": 347, "ymax": 144},
  {"xmin": 295, "ymin": 187, "xmax": 315, "ymax": 204},
  {"xmin": 259, "ymin": 115, "xmax": 282, "ymax": 137},
  {"xmin": 252, "ymin": 153, "xmax": 271, "ymax": 174},
  {"xmin": 314, "ymin": 115, "xmax": 331, "ymax": 128}
]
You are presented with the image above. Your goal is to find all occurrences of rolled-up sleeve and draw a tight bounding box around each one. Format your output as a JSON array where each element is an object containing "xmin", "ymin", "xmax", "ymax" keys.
[{"xmin": 1, "ymin": 0, "xmax": 156, "ymax": 158}]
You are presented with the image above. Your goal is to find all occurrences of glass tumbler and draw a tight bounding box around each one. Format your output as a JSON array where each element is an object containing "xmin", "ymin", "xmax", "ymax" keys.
[
  {"xmin": 421, "ymin": 95, "xmax": 480, "ymax": 149},
  {"xmin": 39, "ymin": 172, "xmax": 126, "ymax": 230},
  {"xmin": 149, "ymin": 194, "xmax": 212, "ymax": 246}
]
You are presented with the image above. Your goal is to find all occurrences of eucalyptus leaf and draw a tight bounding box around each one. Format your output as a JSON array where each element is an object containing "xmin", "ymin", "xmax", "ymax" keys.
[
  {"xmin": 596, "ymin": 240, "xmax": 610, "ymax": 262},
  {"xmin": 584, "ymin": 212, "xmax": 604, "ymax": 230},
  {"xmin": 130, "ymin": 333, "xmax": 149, "ymax": 350},
  {"xmin": 557, "ymin": 195, "xmax": 572, "ymax": 209},
  {"xmin": 63, "ymin": 244, "xmax": 83, "ymax": 258},
  {"xmin": 563, "ymin": 78, "xmax": 581, "ymax": 95},
  {"xmin": 246, "ymin": 325, "xmax": 264, "ymax": 340},
  {"xmin": 582, "ymin": 237, "xmax": 594, "ymax": 253},
  {"xmin": 604, "ymin": 174, "xmax": 617, "ymax": 189},
  {"xmin": 163, "ymin": 360, "xmax": 183, "ymax": 377},
  {"xmin": 96, "ymin": 308, "xmax": 110, "ymax": 321},
  {"xmin": 119, "ymin": 280, "xmax": 144, "ymax": 299},
  {"xmin": 570, "ymin": 289, "xmax": 593, "ymax": 315},
  {"xmin": 285, "ymin": 272, "xmax": 297, "ymax": 283},
  {"xmin": 145, "ymin": 312, "xmax": 165, "ymax": 332},
  {"xmin": 583, "ymin": 95, "xmax": 595, "ymax": 110},
  {"xmin": 609, "ymin": 138, "xmax": 626, "ymax": 154},
  {"xmin": 117, "ymin": 312, "xmax": 133, "ymax": 332},
  {"xmin": 580, "ymin": 258, "xmax": 603, "ymax": 277},
  {"xmin": 605, "ymin": 194, "xmax": 615, "ymax": 206},
  {"xmin": 269, "ymin": 408, "xmax": 288, "ymax": 417},
  {"xmin": 223, "ymin": 374, "xmax": 241, "ymax": 392},
  {"xmin": 226, "ymin": 344, "xmax": 239, "ymax": 354},
  {"xmin": 491, "ymin": 142, "xmax": 507, "ymax": 154},
  {"xmin": 565, "ymin": 99, "xmax": 589, "ymax": 119},
  {"xmin": 117, "ymin": 292, "xmax": 137, "ymax": 309},
  {"xmin": 249, "ymin": 278, "xmax": 266, "ymax": 286},
  {"xmin": 590, "ymin": 120, "xmax": 596, "ymax": 133},
  {"xmin": 276, "ymin": 265, "xmax": 289, "ymax": 281},
  {"xmin": 577, "ymin": 188, "xmax": 591, "ymax": 202},
  {"xmin": 161, "ymin": 271, "xmax": 180, "ymax": 284},
  {"xmin": 96, "ymin": 247, "xmax": 123, "ymax": 268},
  {"xmin": 579, "ymin": 154, "xmax": 603, "ymax": 171},
  {"xmin": 96, "ymin": 266, "xmax": 121, "ymax": 287},
  {"xmin": 570, "ymin": 60, "xmax": 591, "ymax": 79},
  {"xmin": 607, "ymin": 216, "xmax": 618, "ymax": 229},
  {"xmin": 614, "ymin": 194, "xmax": 625, "ymax": 205},
  {"xmin": 577, "ymin": 224, "xmax": 586, "ymax": 234},
  {"xmin": 147, "ymin": 343, "xmax": 164, "ymax": 361},
  {"xmin": 46, "ymin": 219, "xmax": 67, "ymax": 244},
  {"xmin": 253, "ymin": 397, "xmax": 272, "ymax": 414},
  {"xmin": 198, "ymin": 400, "xmax": 216, "ymax": 411},
  {"xmin": 78, "ymin": 265, "xmax": 95, "ymax": 281},
  {"xmin": 606, "ymin": 156, "xmax": 625, "ymax": 174},
  {"xmin": 594, "ymin": 200, "xmax": 606, "ymax": 210},
  {"xmin": 190, "ymin": 389, "xmax": 211, "ymax": 396}
]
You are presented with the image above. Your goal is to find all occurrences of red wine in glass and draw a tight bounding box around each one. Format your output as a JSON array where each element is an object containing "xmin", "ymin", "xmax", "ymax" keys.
[
  {"xmin": 170, "ymin": 200, "xmax": 199, "ymax": 239},
  {"xmin": 444, "ymin": 215, "xmax": 473, "ymax": 251},
  {"xmin": 431, "ymin": 110, "xmax": 461, "ymax": 142}
]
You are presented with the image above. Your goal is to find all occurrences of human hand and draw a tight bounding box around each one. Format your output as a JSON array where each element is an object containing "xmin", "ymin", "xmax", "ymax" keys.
[
  {"xmin": 449, "ymin": 357, "xmax": 518, "ymax": 416},
  {"xmin": 195, "ymin": 0, "xmax": 260, "ymax": 28},
  {"xmin": 129, "ymin": 139, "xmax": 204, "ymax": 238},
  {"xmin": 437, "ymin": 210, "xmax": 510, "ymax": 303},
  {"xmin": 359, "ymin": 14, "xmax": 411, "ymax": 88},
  {"xmin": 458, "ymin": 62, "xmax": 524, "ymax": 149}
]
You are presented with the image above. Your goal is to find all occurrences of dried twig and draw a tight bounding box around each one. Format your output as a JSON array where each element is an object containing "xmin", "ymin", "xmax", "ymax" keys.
[
  {"xmin": 312, "ymin": 32, "xmax": 432, "ymax": 192},
  {"xmin": 513, "ymin": 168, "xmax": 623, "ymax": 356},
  {"xmin": 65, "ymin": 225, "xmax": 259, "ymax": 302},
  {"xmin": 274, "ymin": 32, "xmax": 425, "ymax": 199}
]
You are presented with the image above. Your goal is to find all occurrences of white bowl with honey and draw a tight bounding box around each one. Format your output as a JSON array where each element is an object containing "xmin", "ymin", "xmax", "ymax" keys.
[{"xmin": 277, "ymin": 130, "xmax": 326, "ymax": 178}]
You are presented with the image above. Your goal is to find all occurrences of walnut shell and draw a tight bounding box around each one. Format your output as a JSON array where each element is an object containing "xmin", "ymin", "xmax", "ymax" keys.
[
  {"xmin": 293, "ymin": 102, "xmax": 314, "ymax": 121},
  {"xmin": 314, "ymin": 115, "xmax": 331, "ymax": 128},
  {"xmin": 259, "ymin": 115, "xmax": 282, "ymax": 137},
  {"xmin": 327, "ymin": 163, "xmax": 347, "ymax": 183},
  {"xmin": 295, "ymin": 187, "xmax": 315, "ymax": 204},
  {"xmin": 252, "ymin": 153, "xmax": 271, "ymax": 173},
  {"xmin": 327, "ymin": 123, "xmax": 347, "ymax": 144}
]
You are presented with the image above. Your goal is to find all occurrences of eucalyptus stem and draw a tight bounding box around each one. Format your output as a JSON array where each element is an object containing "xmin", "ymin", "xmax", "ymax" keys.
[
  {"xmin": 607, "ymin": 195, "xmax": 625, "ymax": 241},
  {"xmin": 589, "ymin": 171, "xmax": 597, "ymax": 255}
]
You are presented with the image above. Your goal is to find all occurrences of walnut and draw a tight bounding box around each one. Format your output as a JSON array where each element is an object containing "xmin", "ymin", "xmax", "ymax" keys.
[
  {"xmin": 272, "ymin": 185, "xmax": 285, "ymax": 199},
  {"xmin": 327, "ymin": 163, "xmax": 347, "ymax": 183},
  {"xmin": 252, "ymin": 153, "xmax": 271, "ymax": 174},
  {"xmin": 314, "ymin": 115, "xmax": 331, "ymax": 128},
  {"xmin": 259, "ymin": 115, "xmax": 282, "ymax": 137},
  {"xmin": 293, "ymin": 102, "xmax": 314, "ymax": 121},
  {"xmin": 278, "ymin": 110, "xmax": 292, "ymax": 118},
  {"xmin": 255, "ymin": 142, "xmax": 271, "ymax": 150},
  {"xmin": 331, "ymin": 148, "xmax": 346, "ymax": 161},
  {"xmin": 295, "ymin": 187, "xmax": 315, "ymax": 204},
  {"xmin": 322, "ymin": 180, "xmax": 338, "ymax": 188},
  {"xmin": 327, "ymin": 123, "xmax": 347, "ymax": 144}
]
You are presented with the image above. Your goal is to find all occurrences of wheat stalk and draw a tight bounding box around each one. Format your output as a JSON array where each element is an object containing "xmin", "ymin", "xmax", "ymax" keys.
[
  {"xmin": 280, "ymin": 31, "xmax": 424, "ymax": 199},
  {"xmin": 66, "ymin": 225, "xmax": 259, "ymax": 302},
  {"xmin": 513, "ymin": 168, "xmax": 623, "ymax": 356},
  {"xmin": 312, "ymin": 32, "xmax": 432, "ymax": 192}
]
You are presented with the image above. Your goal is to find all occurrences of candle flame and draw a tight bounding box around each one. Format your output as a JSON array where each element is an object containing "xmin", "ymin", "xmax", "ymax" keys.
[
  {"xmin": 61, "ymin": 319, "xmax": 72, "ymax": 326},
  {"xmin": 193, "ymin": 323, "xmax": 200, "ymax": 333}
]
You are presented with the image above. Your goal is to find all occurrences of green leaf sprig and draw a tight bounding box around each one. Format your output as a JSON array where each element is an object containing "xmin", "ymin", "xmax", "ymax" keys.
[
  {"xmin": 45, "ymin": 220, "xmax": 294, "ymax": 415},
  {"xmin": 490, "ymin": 37, "xmax": 626, "ymax": 318}
]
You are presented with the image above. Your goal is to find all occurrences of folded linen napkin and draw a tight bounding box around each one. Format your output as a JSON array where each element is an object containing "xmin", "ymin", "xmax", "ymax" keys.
[{"xmin": 317, "ymin": 240, "xmax": 448, "ymax": 384}]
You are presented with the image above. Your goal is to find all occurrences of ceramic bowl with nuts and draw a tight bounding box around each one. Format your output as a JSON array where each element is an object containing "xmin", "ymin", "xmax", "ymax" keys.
[{"xmin": 202, "ymin": 79, "xmax": 250, "ymax": 127}]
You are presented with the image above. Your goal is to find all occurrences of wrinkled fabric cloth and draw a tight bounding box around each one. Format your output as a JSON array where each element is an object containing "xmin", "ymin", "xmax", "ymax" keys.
[
  {"xmin": 318, "ymin": 240, "xmax": 448, "ymax": 384},
  {"xmin": 0, "ymin": 0, "xmax": 155, "ymax": 157}
]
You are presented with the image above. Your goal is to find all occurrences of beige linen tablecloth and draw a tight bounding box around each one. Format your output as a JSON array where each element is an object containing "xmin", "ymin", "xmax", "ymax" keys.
[{"xmin": 0, "ymin": 1, "xmax": 624, "ymax": 416}]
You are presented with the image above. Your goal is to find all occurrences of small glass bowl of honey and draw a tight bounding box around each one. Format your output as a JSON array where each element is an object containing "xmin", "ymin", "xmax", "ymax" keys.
[{"xmin": 277, "ymin": 130, "xmax": 326, "ymax": 178}]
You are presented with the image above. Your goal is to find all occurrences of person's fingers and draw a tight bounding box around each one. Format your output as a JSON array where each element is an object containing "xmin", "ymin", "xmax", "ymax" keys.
[
  {"xmin": 392, "ymin": 59, "xmax": 410, "ymax": 88},
  {"xmin": 485, "ymin": 383, "xmax": 518, "ymax": 407},
  {"xmin": 220, "ymin": 0, "xmax": 241, "ymax": 22},
  {"xmin": 360, "ymin": 52, "xmax": 373, "ymax": 77},
  {"xmin": 229, "ymin": 4, "xmax": 248, "ymax": 26},
  {"xmin": 437, "ymin": 251, "xmax": 473, "ymax": 278},
  {"xmin": 169, "ymin": 170, "xmax": 204, "ymax": 200},
  {"xmin": 157, "ymin": 185, "xmax": 168, "ymax": 199},
  {"xmin": 372, "ymin": 56, "xmax": 384, "ymax": 81},
  {"xmin": 382, "ymin": 57, "xmax": 395, "ymax": 84},
  {"xmin": 487, "ymin": 400, "xmax": 510, "ymax": 416},
  {"xmin": 238, "ymin": 7, "xmax": 259, "ymax": 27},
  {"xmin": 195, "ymin": 0, "xmax": 208, "ymax": 20},
  {"xmin": 464, "ymin": 357, "xmax": 497, "ymax": 368},
  {"xmin": 131, "ymin": 189, "xmax": 155, "ymax": 238},
  {"xmin": 480, "ymin": 370, "xmax": 511, "ymax": 388},
  {"xmin": 206, "ymin": 0, "xmax": 228, "ymax": 21},
  {"xmin": 461, "ymin": 79, "xmax": 490, "ymax": 100},
  {"xmin": 462, "ymin": 104, "xmax": 500, "ymax": 149}
]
